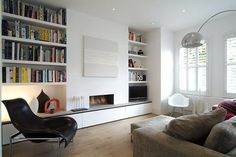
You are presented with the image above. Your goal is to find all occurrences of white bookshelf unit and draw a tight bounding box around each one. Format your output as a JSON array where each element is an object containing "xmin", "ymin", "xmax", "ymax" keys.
[
  {"xmin": 128, "ymin": 30, "xmax": 148, "ymax": 86},
  {"xmin": 1, "ymin": 0, "xmax": 67, "ymax": 85},
  {"xmin": 1, "ymin": 0, "xmax": 68, "ymax": 120}
]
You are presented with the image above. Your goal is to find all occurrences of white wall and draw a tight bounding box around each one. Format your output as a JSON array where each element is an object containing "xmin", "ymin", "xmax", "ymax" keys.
[
  {"xmin": 145, "ymin": 28, "xmax": 174, "ymax": 114},
  {"xmin": 160, "ymin": 28, "xmax": 174, "ymax": 114},
  {"xmin": 174, "ymin": 13, "xmax": 236, "ymax": 113},
  {"xmin": 66, "ymin": 9, "xmax": 128, "ymax": 110},
  {"xmin": 146, "ymin": 28, "xmax": 162, "ymax": 114}
]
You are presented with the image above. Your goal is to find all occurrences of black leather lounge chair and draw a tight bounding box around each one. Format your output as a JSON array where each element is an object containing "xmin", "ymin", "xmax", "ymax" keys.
[{"xmin": 2, "ymin": 98, "xmax": 77, "ymax": 157}]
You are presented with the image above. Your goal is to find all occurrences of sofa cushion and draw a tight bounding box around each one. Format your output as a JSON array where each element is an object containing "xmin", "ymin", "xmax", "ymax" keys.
[
  {"xmin": 204, "ymin": 116, "xmax": 236, "ymax": 154},
  {"xmin": 131, "ymin": 115, "xmax": 174, "ymax": 134},
  {"xmin": 165, "ymin": 108, "xmax": 227, "ymax": 144}
]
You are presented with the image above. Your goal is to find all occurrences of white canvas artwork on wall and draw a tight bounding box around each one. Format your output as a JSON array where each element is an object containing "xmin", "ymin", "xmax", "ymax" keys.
[{"xmin": 83, "ymin": 36, "xmax": 119, "ymax": 77}]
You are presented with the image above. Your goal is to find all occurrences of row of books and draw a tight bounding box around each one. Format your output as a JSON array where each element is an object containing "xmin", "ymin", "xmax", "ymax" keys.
[
  {"xmin": 128, "ymin": 32, "xmax": 143, "ymax": 42},
  {"xmin": 3, "ymin": 0, "xmax": 66, "ymax": 25},
  {"xmin": 2, "ymin": 40, "xmax": 67, "ymax": 63},
  {"xmin": 2, "ymin": 20, "xmax": 66, "ymax": 44},
  {"xmin": 129, "ymin": 71, "xmax": 146, "ymax": 81},
  {"xmin": 2, "ymin": 66, "xmax": 66, "ymax": 83}
]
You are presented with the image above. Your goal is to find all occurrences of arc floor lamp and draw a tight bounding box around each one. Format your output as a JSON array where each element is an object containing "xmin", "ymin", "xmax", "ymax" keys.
[{"xmin": 181, "ymin": 10, "xmax": 236, "ymax": 48}]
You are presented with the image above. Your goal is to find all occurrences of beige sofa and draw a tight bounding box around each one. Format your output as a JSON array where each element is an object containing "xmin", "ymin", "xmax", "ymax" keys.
[{"xmin": 132, "ymin": 115, "xmax": 236, "ymax": 157}]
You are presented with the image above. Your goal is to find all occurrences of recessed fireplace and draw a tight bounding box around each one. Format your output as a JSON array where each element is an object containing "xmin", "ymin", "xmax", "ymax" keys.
[{"xmin": 89, "ymin": 94, "xmax": 114, "ymax": 106}]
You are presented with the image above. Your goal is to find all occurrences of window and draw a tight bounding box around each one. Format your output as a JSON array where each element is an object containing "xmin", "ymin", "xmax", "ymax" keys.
[
  {"xmin": 226, "ymin": 37, "xmax": 236, "ymax": 94},
  {"xmin": 179, "ymin": 43, "xmax": 207, "ymax": 93}
]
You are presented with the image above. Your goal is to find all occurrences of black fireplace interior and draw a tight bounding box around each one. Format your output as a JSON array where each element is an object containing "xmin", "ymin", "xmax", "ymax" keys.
[{"xmin": 89, "ymin": 94, "xmax": 114, "ymax": 106}]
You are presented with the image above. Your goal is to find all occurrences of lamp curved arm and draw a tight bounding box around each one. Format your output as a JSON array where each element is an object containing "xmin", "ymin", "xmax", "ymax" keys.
[{"xmin": 197, "ymin": 10, "xmax": 236, "ymax": 32}]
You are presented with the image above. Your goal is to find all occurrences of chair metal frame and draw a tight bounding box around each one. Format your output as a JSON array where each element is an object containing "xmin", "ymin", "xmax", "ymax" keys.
[{"xmin": 9, "ymin": 132, "xmax": 63, "ymax": 157}]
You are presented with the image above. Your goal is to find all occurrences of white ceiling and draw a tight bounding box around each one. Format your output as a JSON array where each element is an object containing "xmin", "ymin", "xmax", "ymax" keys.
[{"xmin": 35, "ymin": 0, "xmax": 236, "ymax": 32}]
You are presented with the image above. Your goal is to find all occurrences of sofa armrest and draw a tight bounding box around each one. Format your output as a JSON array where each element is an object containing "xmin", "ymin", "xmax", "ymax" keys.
[{"xmin": 133, "ymin": 127, "xmax": 231, "ymax": 157}]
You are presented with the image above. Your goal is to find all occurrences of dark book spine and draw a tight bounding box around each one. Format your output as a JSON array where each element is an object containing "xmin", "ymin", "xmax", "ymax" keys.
[
  {"xmin": 2, "ymin": 20, "xmax": 9, "ymax": 36},
  {"xmin": 4, "ymin": 0, "xmax": 10, "ymax": 13},
  {"xmin": 2, "ymin": 67, "xmax": 6, "ymax": 83},
  {"xmin": 44, "ymin": 8, "xmax": 47, "ymax": 21},
  {"xmin": 24, "ymin": 4, "xmax": 28, "ymax": 17},
  {"xmin": 62, "ymin": 9, "xmax": 66, "ymax": 25},
  {"xmin": 28, "ymin": 46, "xmax": 33, "ymax": 61},
  {"xmin": 5, "ymin": 41, "xmax": 12, "ymax": 59},
  {"xmin": 29, "ymin": 5, "xmax": 33, "ymax": 18},
  {"xmin": 9, "ymin": 0, "xmax": 13, "ymax": 13}
]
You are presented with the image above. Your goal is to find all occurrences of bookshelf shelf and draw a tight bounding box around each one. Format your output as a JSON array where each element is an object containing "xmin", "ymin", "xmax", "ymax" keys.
[
  {"xmin": 128, "ymin": 67, "xmax": 148, "ymax": 71},
  {"xmin": 2, "ymin": 82, "xmax": 67, "ymax": 86},
  {"xmin": 2, "ymin": 12, "xmax": 67, "ymax": 29},
  {"xmin": 128, "ymin": 54, "xmax": 147, "ymax": 58},
  {"xmin": 128, "ymin": 40, "xmax": 147, "ymax": 46},
  {"xmin": 129, "ymin": 81, "xmax": 148, "ymax": 84},
  {"xmin": 2, "ymin": 36, "xmax": 67, "ymax": 47},
  {"xmin": 2, "ymin": 59, "xmax": 67, "ymax": 66}
]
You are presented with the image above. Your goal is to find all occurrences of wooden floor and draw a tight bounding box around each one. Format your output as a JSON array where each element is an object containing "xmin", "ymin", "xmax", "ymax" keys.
[{"xmin": 2, "ymin": 114, "xmax": 155, "ymax": 157}]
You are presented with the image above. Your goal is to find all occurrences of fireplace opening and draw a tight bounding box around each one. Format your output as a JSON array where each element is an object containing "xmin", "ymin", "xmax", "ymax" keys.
[{"xmin": 89, "ymin": 94, "xmax": 114, "ymax": 106}]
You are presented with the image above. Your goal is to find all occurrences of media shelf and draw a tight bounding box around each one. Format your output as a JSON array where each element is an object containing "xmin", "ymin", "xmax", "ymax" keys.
[{"xmin": 129, "ymin": 81, "xmax": 148, "ymax": 84}]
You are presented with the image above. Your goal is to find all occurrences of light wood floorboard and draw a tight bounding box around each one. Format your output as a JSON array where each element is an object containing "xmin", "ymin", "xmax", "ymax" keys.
[{"xmin": 2, "ymin": 114, "xmax": 156, "ymax": 157}]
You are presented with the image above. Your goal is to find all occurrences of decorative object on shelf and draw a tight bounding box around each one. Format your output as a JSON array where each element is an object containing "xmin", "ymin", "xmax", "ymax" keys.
[
  {"xmin": 37, "ymin": 89, "xmax": 50, "ymax": 113},
  {"xmin": 142, "ymin": 75, "xmax": 146, "ymax": 81},
  {"xmin": 44, "ymin": 98, "xmax": 61, "ymax": 114},
  {"xmin": 138, "ymin": 75, "xmax": 143, "ymax": 81},
  {"xmin": 181, "ymin": 10, "xmax": 236, "ymax": 48},
  {"xmin": 128, "ymin": 50, "xmax": 136, "ymax": 54},
  {"xmin": 129, "ymin": 59, "xmax": 134, "ymax": 67},
  {"xmin": 137, "ymin": 49, "xmax": 144, "ymax": 55}
]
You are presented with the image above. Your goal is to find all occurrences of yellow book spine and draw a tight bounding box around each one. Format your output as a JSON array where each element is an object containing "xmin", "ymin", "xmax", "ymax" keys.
[
  {"xmin": 21, "ymin": 67, "xmax": 24, "ymax": 83},
  {"xmin": 12, "ymin": 67, "xmax": 16, "ymax": 83}
]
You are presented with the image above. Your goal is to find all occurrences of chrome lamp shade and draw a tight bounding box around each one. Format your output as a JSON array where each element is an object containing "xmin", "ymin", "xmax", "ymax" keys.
[
  {"xmin": 181, "ymin": 32, "xmax": 204, "ymax": 48},
  {"xmin": 181, "ymin": 10, "xmax": 236, "ymax": 48}
]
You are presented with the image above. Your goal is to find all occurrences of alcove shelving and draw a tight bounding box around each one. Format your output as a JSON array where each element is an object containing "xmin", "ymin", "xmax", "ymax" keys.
[{"xmin": 128, "ymin": 30, "xmax": 148, "ymax": 84}]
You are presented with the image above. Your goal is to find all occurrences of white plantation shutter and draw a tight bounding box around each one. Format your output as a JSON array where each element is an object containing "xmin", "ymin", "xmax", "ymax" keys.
[
  {"xmin": 226, "ymin": 37, "xmax": 236, "ymax": 94},
  {"xmin": 179, "ymin": 43, "xmax": 207, "ymax": 93}
]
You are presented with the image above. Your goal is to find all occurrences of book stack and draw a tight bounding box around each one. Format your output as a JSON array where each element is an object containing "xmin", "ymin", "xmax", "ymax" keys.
[
  {"xmin": 2, "ymin": 20, "xmax": 66, "ymax": 44},
  {"xmin": 3, "ymin": 0, "xmax": 66, "ymax": 25},
  {"xmin": 2, "ymin": 66, "xmax": 66, "ymax": 83},
  {"xmin": 2, "ymin": 40, "xmax": 67, "ymax": 63},
  {"xmin": 43, "ymin": 47, "xmax": 66, "ymax": 63},
  {"xmin": 128, "ymin": 32, "xmax": 143, "ymax": 42}
]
